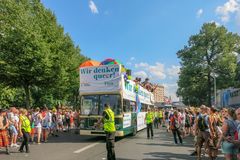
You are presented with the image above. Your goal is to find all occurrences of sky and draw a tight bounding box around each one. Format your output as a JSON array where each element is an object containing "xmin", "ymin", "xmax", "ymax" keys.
[{"xmin": 41, "ymin": 0, "xmax": 240, "ymax": 101}]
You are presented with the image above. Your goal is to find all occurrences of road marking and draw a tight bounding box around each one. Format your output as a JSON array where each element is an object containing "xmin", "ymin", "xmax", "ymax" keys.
[{"xmin": 73, "ymin": 142, "xmax": 100, "ymax": 154}]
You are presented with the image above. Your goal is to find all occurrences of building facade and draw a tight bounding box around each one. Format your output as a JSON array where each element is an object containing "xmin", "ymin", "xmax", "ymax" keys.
[{"xmin": 153, "ymin": 85, "xmax": 164, "ymax": 103}]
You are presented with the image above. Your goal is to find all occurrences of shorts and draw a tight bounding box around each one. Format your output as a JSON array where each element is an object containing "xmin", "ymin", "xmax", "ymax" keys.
[
  {"xmin": 35, "ymin": 127, "xmax": 42, "ymax": 134},
  {"xmin": 58, "ymin": 121, "xmax": 63, "ymax": 126},
  {"xmin": 221, "ymin": 141, "xmax": 239, "ymax": 154},
  {"xmin": 51, "ymin": 123, "xmax": 57, "ymax": 129},
  {"xmin": 197, "ymin": 131, "xmax": 210, "ymax": 148},
  {"xmin": 0, "ymin": 130, "xmax": 9, "ymax": 147},
  {"xmin": 42, "ymin": 126, "xmax": 50, "ymax": 130},
  {"xmin": 9, "ymin": 125, "xmax": 18, "ymax": 135},
  {"xmin": 31, "ymin": 128, "xmax": 35, "ymax": 135}
]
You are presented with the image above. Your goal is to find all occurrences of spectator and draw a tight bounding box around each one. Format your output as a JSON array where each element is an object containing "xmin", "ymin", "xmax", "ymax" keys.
[
  {"xmin": 0, "ymin": 108, "xmax": 10, "ymax": 154},
  {"xmin": 170, "ymin": 111, "xmax": 183, "ymax": 145},
  {"xmin": 32, "ymin": 108, "xmax": 42, "ymax": 144},
  {"xmin": 217, "ymin": 108, "xmax": 238, "ymax": 160},
  {"xmin": 19, "ymin": 108, "xmax": 31, "ymax": 153}
]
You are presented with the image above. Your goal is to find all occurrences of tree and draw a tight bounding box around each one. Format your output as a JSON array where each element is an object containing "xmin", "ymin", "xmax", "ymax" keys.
[
  {"xmin": 0, "ymin": 0, "xmax": 86, "ymax": 108},
  {"xmin": 177, "ymin": 23, "xmax": 240, "ymax": 106}
]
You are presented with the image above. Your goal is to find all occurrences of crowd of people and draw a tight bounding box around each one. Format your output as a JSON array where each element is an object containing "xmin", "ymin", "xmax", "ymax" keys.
[
  {"xmin": 146, "ymin": 106, "xmax": 240, "ymax": 160},
  {"xmin": 1, "ymin": 105, "xmax": 240, "ymax": 160},
  {"xmin": 0, "ymin": 106, "xmax": 80, "ymax": 154}
]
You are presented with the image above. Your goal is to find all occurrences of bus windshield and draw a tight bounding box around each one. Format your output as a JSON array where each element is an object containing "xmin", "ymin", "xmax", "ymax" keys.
[{"xmin": 81, "ymin": 94, "xmax": 121, "ymax": 115}]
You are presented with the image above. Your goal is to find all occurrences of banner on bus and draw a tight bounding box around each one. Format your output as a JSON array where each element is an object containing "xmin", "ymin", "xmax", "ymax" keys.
[
  {"xmin": 123, "ymin": 113, "xmax": 131, "ymax": 128},
  {"xmin": 80, "ymin": 64, "xmax": 122, "ymax": 93},
  {"xmin": 137, "ymin": 112, "xmax": 146, "ymax": 131},
  {"xmin": 122, "ymin": 78, "xmax": 154, "ymax": 105}
]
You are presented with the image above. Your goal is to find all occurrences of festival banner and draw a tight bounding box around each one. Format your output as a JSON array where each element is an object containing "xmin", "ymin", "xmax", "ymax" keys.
[{"xmin": 80, "ymin": 64, "xmax": 121, "ymax": 93}]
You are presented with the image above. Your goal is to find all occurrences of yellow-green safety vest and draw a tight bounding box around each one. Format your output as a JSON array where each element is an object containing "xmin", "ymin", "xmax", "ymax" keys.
[
  {"xmin": 104, "ymin": 108, "xmax": 116, "ymax": 132},
  {"xmin": 20, "ymin": 115, "xmax": 31, "ymax": 133},
  {"xmin": 159, "ymin": 111, "xmax": 163, "ymax": 118},
  {"xmin": 146, "ymin": 112, "xmax": 153, "ymax": 124}
]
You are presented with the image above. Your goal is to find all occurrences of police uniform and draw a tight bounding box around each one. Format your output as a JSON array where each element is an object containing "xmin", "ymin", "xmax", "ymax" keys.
[{"xmin": 103, "ymin": 107, "xmax": 116, "ymax": 160}]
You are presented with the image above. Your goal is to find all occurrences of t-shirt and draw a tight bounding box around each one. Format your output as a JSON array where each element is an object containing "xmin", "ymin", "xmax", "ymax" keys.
[
  {"xmin": 42, "ymin": 112, "xmax": 52, "ymax": 127},
  {"xmin": 7, "ymin": 112, "xmax": 15, "ymax": 125},
  {"xmin": 14, "ymin": 115, "xmax": 19, "ymax": 123}
]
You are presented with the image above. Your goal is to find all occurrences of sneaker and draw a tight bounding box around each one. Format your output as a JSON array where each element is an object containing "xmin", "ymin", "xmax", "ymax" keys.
[
  {"xmin": 26, "ymin": 150, "xmax": 30, "ymax": 153},
  {"xmin": 10, "ymin": 144, "xmax": 14, "ymax": 147},
  {"xmin": 14, "ymin": 144, "xmax": 20, "ymax": 147},
  {"xmin": 190, "ymin": 151, "xmax": 197, "ymax": 156},
  {"xmin": 19, "ymin": 149, "xmax": 24, "ymax": 153}
]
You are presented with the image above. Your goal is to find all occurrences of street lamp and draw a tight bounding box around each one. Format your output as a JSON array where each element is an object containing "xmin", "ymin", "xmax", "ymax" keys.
[{"xmin": 210, "ymin": 72, "xmax": 218, "ymax": 107}]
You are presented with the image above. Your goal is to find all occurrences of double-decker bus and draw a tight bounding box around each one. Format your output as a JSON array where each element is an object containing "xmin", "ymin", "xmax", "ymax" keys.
[{"xmin": 79, "ymin": 64, "xmax": 155, "ymax": 137}]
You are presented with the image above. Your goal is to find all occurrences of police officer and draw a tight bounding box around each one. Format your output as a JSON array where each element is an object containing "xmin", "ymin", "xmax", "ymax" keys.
[
  {"xmin": 145, "ymin": 108, "xmax": 154, "ymax": 139},
  {"xmin": 102, "ymin": 104, "xmax": 116, "ymax": 160}
]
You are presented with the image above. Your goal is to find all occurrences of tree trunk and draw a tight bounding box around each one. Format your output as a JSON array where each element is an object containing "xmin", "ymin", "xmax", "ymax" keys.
[
  {"xmin": 24, "ymin": 84, "xmax": 31, "ymax": 108},
  {"xmin": 207, "ymin": 73, "xmax": 212, "ymax": 107}
]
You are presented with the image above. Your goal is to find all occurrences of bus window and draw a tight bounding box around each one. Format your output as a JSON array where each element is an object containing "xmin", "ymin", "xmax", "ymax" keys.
[
  {"xmin": 81, "ymin": 95, "xmax": 99, "ymax": 115},
  {"xmin": 123, "ymin": 99, "xmax": 130, "ymax": 112},
  {"xmin": 99, "ymin": 95, "xmax": 121, "ymax": 115},
  {"xmin": 130, "ymin": 101, "xmax": 136, "ymax": 112},
  {"xmin": 140, "ymin": 103, "xmax": 148, "ymax": 112}
]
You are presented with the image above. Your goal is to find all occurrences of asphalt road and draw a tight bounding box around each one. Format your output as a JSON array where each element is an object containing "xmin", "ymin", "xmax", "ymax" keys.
[{"xmin": 0, "ymin": 128, "xmax": 224, "ymax": 160}]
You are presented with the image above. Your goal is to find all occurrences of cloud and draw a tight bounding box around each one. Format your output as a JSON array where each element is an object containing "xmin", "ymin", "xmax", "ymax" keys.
[
  {"xmin": 163, "ymin": 83, "xmax": 179, "ymax": 101},
  {"xmin": 148, "ymin": 62, "xmax": 166, "ymax": 80},
  {"xmin": 166, "ymin": 65, "xmax": 180, "ymax": 77},
  {"xmin": 135, "ymin": 62, "xmax": 180, "ymax": 80},
  {"xmin": 133, "ymin": 71, "xmax": 148, "ymax": 80},
  {"xmin": 135, "ymin": 62, "xmax": 149, "ymax": 68},
  {"xmin": 130, "ymin": 57, "xmax": 135, "ymax": 61},
  {"xmin": 135, "ymin": 62, "xmax": 166, "ymax": 79},
  {"xmin": 210, "ymin": 20, "xmax": 221, "ymax": 26},
  {"xmin": 89, "ymin": 0, "xmax": 99, "ymax": 14},
  {"xmin": 197, "ymin": 9, "xmax": 203, "ymax": 18},
  {"xmin": 126, "ymin": 62, "xmax": 132, "ymax": 66},
  {"xmin": 133, "ymin": 62, "xmax": 180, "ymax": 101},
  {"xmin": 215, "ymin": 0, "xmax": 240, "ymax": 23}
]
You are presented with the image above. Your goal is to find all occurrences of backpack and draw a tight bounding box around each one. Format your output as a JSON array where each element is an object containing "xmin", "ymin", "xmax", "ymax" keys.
[
  {"xmin": 228, "ymin": 120, "xmax": 238, "ymax": 140},
  {"xmin": 170, "ymin": 116, "xmax": 179, "ymax": 129},
  {"xmin": 198, "ymin": 115, "xmax": 208, "ymax": 131},
  {"xmin": 185, "ymin": 114, "xmax": 190, "ymax": 125}
]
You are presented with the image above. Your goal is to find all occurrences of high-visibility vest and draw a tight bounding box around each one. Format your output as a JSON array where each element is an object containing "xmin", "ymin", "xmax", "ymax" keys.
[
  {"xmin": 104, "ymin": 108, "xmax": 116, "ymax": 132},
  {"xmin": 20, "ymin": 115, "xmax": 31, "ymax": 133},
  {"xmin": 146, "ymin": 112, "xmax": 153, "ymax": 124},
  {"xmin": 154, "ymin": 112, "xmax": 159, "ymax": 118},
  {"xmin": 159, "ymin": 111, "xmax": 163, "ymax": 118}
]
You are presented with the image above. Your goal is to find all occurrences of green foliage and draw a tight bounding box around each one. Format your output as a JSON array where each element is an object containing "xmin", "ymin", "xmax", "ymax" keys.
[
  {"xmin": 0, "ymin": 0, "xmax": 87, "ymax": 108},
  {"xmin": 177, "ymin": 23, "xmax": 240, "ymax": 106}
]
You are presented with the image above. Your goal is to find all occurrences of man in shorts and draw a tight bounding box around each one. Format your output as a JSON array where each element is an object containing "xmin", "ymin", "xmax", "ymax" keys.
[{"xmin": 195, "ymin": 105, "xmax": 210, "ymax": 160}]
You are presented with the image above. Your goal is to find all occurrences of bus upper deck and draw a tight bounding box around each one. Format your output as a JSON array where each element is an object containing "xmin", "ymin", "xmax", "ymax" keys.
[{"xmin": 79, "ymin": 63, "xmax": 155, "ymax": 136}]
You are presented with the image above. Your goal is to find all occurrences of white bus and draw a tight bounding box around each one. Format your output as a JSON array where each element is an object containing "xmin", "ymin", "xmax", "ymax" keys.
[{"xmin": 79, "ymin": 64, "xmax": 155, "ymax": 137}]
